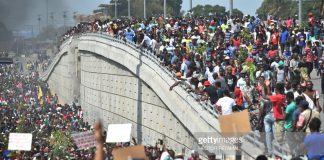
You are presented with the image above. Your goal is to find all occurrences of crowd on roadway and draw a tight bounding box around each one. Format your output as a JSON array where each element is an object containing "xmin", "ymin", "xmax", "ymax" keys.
[{"xmin": 60, "ymin": 12, "xmax": 324, "ymax": 158}]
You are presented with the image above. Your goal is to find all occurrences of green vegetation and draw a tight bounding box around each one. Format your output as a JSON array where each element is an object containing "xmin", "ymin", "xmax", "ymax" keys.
[
  {"xmin": 256, "ymin": 0, "xmax": 324, "ymax": 19},
  {"xmin": 191, "ymin": 4, "xmax": 243, "ymax": 17},
  {"xmin": 49, "ymin": 130, "xmax": 73, "ymax": 159}
]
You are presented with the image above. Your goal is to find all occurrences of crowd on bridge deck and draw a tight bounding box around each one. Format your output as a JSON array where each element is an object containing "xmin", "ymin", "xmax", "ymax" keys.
[{"xmin": 60, "ymin": 12, "xmax": 324, "ymax": 158}]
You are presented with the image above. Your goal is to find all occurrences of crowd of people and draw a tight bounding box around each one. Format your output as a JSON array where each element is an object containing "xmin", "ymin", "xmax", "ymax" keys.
[
  {"xmin": 61, "ymin": 12, "xmax": 324, "ymax": 158},
  {"xmin": 0, "ymin": 64, "xmax": 195, "ymax": 160},
  {"xmin": 0, "ymin": 64, "xmax": 91, "ymax": 159},
  {"xmin": 1, "ymin": 10, "xmax": 324, "ymax": 159}
]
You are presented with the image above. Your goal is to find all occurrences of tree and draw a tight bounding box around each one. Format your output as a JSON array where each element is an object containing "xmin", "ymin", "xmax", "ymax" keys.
[
  {"xmin": 256, "ymin": 0, "xmax": 323, "ymax": 20},
  {"xmin": 50, "ymin": 130, "xmax": 73, "ymax": 159},
  {"xmin": 229, "ymin": 8, "xmax": 244, "ymax": 18},
  {"xmin": 191, "ymin": 4, "xmax": 242, "ymax": 17}
]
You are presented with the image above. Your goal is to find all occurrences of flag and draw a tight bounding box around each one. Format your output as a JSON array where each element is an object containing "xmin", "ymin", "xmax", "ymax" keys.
[{"xmin": 37, "ymin": 86, "xmax": 43, "ymax": 105}]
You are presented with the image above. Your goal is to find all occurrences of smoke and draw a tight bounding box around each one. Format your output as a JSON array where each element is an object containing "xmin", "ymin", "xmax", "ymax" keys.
[
  {"xmin": 0, "ymin": 0, "xmax": 67, "ymax": 29},
  {"xmin": 0, "ymin": 0, "xmax": 68, "ymax": 50}
]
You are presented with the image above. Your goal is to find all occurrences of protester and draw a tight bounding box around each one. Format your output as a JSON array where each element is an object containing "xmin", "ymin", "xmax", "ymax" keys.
[
  {"xmin": 7, "ymin": 9, "xmax": 324, "ymax": 159},
  {"xmin": 303, "ymin": 117, "xmax": 324, "ymax": 159}
]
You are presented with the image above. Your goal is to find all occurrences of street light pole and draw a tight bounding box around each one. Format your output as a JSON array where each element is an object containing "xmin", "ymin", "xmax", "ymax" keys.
[
  {"xmin": 115, "ymin": 0, "xmax": 117, "ymax": 18},
  {"xmin": 50, "ymin": 12, "xmax": 54, "ymax": 25},
  {"xmin": 63, "ymin": 11, "xmax": 67, "ymax": 30},
  {"xmin": 144, "ymin": 0, "xmax": 146, "ymax": 19},
  {"xmin": 229, "ymin": 0, "xmax": 233, "ymax": 16},
  {"xmin": 298, "ymin": 0, "xmax": 302, "ymax": 25},
  {"xmin": 46, "ymin": 0, "xmax": 49, "ymax": 27},
  {"xmin": 190, "ymin": 0, "xmax": 192, "ymax": 11},
  {"xmin": 164, "ymin": 0, "xmax": 166, "ymax": 18},
  {"xmin": 128, "ymin": 0, "xmax": 131, "ymax": 18},
  {"xmin": 37, "ymin": 15, "xmax": 41, "ymax": 34}
]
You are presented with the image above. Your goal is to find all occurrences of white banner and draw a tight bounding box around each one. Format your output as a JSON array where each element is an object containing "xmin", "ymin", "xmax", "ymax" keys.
[
  {"xmin": 106, "ymin": 124, "xmax": 132, "ymax": 143},
  {"xmin": 8, "ymin": 133, "xmax": 33, "ymax": 151}
]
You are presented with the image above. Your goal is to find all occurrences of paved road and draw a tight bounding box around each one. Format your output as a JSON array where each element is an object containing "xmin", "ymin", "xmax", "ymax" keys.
[{"xmin": 310, "ymin": 70, "xmax": 324, "ymax": 131}]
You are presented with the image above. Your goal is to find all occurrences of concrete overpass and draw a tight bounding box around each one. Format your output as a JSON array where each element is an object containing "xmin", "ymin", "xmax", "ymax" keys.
[{"xmin": 40, "ymin": 33, "xmax": 289, "ymax": 159}]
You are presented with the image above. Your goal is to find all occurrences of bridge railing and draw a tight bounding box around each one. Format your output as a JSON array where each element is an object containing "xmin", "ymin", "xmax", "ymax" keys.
[
  {"xmin": 39, "ymin": 37, "xmax": 74, "ymax": 81},
  {"xmin": 41, "ymin": 32, "xmax": 291, "ymax": 159}
]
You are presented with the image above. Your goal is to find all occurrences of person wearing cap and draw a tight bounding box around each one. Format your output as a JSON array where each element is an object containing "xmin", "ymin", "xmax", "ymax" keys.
[
  {"xmin": 296, "ymin": 100, "xmax": 320, "ymax": 134},
  {"xmin": 274, "ymin": 61, "xmax": 285, "ymax": 84},
  {"xmin": 201, "ymin": 80, "xmax": 218, "ymax": 105},
  {"xmin": 169, "ymin": 72, "xmax": 190, "ymax": 91}
]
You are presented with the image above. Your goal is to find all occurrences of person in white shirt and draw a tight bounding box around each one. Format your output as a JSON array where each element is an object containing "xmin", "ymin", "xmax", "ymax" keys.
[
  {"xmin": 237, "ymin": 72, "xmax": 247, "ymax": 90},
  {"xmin": 215, "ymin": 90, "xmax": 235, "ymax": 115}
]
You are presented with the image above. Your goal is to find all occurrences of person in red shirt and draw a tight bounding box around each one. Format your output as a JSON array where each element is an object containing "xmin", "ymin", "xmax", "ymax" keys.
[
  {"xmin": 231, "ymin": 35, "xmax": 241, "ymax": 49},
  {"xmin": 270, "ymin": 29, "xmax": 279, "ymax": 49},
  {"xmin": 308, "ymin": 12, "xmax": 315, "ymax": 27},
  {"xmin": 262, "ymin": 83, "xmax": 286, "ymax": 144},
  {"xmin": 304, "ymin": 41, "xmax": 315, "ymax": 78},
  {"xmin": 267, "ymin": 44, "xmax": 279, "ymax": 59}
]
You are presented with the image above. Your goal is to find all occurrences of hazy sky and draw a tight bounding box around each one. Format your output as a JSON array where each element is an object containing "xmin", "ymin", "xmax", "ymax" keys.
[
  {"xmin": 67, "ymin": 0, "xmax": 263, "ymax": 16},
  {"xmin": 18, "ymin": 0, "xmax": 263, "ymax": 30}
]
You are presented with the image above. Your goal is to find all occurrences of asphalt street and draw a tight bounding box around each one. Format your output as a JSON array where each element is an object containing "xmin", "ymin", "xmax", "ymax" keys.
[{"xmin": 310, "ymin": 70, "xmax": 324, "ymax": 131}]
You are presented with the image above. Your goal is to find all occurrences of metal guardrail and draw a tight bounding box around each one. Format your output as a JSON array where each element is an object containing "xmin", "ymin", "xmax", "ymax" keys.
[{"xmin": 41, "ymin": 32, "xmax": 291, "ymax": 159}]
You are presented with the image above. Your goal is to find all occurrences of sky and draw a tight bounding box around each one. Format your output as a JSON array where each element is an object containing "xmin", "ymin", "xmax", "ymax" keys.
[
  {"xmin": 15, "ymin": 0, "xmax": 263, "ymax": 31},
  {"xmin": 67, "ymin": 0, "xmax": 263, "ymax": 16}
]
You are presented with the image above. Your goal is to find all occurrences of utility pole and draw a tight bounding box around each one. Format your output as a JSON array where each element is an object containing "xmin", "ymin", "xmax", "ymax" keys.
[
  {"xmin": 144, "ymin": 0, "xmax": 146, "ymax": 19},
  {"xmin": 164, "ymin": 0, "xmax": 166, "ymax": 18},
  {"xmin": 50, "ymin": 12, "xmax": 54, "ymax": 25},
  {"xmin": 229, "ymin": 0, "xmax": 233, "ymax": 16},
  {"xmin": 63, "ymin": 11, "xmax": 67, "ymax": 30},
  {"xmin": 298, "ymin": 0, "xmax": 302, "ymax": 25},
  {"xmin": 73, "ymin": 12, "xmax": 77, "ymax": 25},
  {"xmin": 37, "ymin": 15, "xmax": 41, "ymax": 34},
  {"xmin": 46, "ymin": 0, "xmax": 49, "ymax": 27},
  {"xmin": 114, "ymin": 0, "xmax": 117, "ymax": 18},
  {"xmin": 128, "ymin": 0, "xmax": 131, "ymax": 18},
  {"xmin": 190, "ymin": 0, "xmax": 192, "ymax": 11}
]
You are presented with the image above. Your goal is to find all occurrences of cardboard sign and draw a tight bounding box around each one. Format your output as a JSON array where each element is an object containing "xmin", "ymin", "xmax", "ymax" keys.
[
  {"xmin": 106, "ymin": 124, "xmax": 132, "ymax": 143},
  {"xmin": 218, "ymin": 110, "xmax": 252, "ymax": 138},
  {"xmin": 8, "ymin": 133, "xmax": 33, "ymax": 151},
  {"xmin": 71, "ymin": 131, "xmax": 96, "ymax": 150},
  {"xmin": 112, "ymin": 145, "xmax": 148, "ymax": 160}
]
